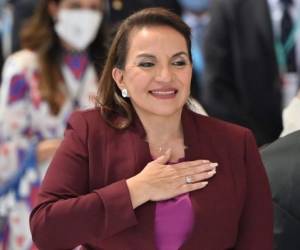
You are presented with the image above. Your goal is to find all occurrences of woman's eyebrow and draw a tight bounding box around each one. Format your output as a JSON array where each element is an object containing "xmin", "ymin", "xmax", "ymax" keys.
[
  {"xmin": 136, "ymin": 53, "xmax": 156, "ymax": 59},
  {"xmin": 136, "ymin": 51, "xmax": 188, "ymax": 59},
  {"xmin": 172, "ymin": 51, "xmax": 189, "ymax": 58}
]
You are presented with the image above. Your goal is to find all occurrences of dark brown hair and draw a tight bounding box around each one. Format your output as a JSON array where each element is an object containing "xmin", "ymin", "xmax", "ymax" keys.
[
  {"xmin": 95, "ymin": 7, "xmax": 192, "ymax": 129},
  {"xmin": 21, "ymin": 0, "xmax": 107, "ymax": 114}
]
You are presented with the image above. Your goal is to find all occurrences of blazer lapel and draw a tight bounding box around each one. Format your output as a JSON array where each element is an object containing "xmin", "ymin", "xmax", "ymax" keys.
[
  {"xmin": 128, "ymin": 114, "xmax": 157, "ymax": 248},
  {"xmin": 181, "ymin": 109, "xmax": 223, "ymax": 249}
]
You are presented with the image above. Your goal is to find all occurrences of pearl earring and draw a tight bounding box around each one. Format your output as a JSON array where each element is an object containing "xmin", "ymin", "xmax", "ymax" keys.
[{"xmin": 121, "ymin": 89, "xmax": 128, "ymax": 98}]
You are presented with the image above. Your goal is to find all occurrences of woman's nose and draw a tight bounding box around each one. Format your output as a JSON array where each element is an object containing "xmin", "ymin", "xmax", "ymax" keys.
[{"xmin": 154, "ymin": 65, "xmax": 172, "ymax": 83}]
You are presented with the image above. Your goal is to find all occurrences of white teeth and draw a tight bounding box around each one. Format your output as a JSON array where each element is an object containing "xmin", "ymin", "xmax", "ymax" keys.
[{"xmin": 150, "ymin": 90, "xmax": 176, "ymax": 95}]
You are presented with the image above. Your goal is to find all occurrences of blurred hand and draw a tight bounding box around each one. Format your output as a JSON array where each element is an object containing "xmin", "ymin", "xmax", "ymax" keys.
[
  {"xmin": 297, "ymin": 90, "xmax": 300, "ymax": 99},
  {"xmin": 37, "ymin": 138, "xmax": 62, "ymax": 164},
  {"xmin": 126, "ymin": 149, "xmax": 218, "ymax": 209}
]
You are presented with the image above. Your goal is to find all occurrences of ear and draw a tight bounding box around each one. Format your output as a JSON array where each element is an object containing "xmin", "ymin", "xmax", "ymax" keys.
[
  {"xmin": 112, "ymin": 67, "xmax": 126, "ymax": 91},
  {"xmin": 48, "ymin": 1, "xmax": 59, "ymax": 21}
]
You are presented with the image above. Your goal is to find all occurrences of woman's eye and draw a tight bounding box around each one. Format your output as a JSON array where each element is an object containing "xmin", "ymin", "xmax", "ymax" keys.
[
  {"xmin": 173, "ymin": 60, "xmax": 187, "ymax": 67},
  {"xmin": 138, "ymin": 62, "xmax": 155, "ymax": 68}
]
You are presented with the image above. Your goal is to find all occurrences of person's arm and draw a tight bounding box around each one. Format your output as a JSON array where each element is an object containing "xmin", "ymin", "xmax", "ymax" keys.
[
  {"xmin": 0, "ymin": 53, "xmax": 34, "ymax": 184},
  {"xmin": 0, "ymin": 52, "xmax": 63, "ymax": 183},
  {"xmin": 235, "ymin": 131, "xmax": 273, "ymax": 249}
]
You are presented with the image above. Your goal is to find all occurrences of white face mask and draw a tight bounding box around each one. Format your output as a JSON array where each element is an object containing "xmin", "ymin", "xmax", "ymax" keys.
[{"xmin": 54, "ymin": 9, "xmax": 103, "ymax": 51}]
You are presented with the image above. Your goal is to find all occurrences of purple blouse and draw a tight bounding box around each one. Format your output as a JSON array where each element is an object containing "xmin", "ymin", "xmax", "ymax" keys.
[{"xmin": 155, "ymin": 161, "xmax": 194, "ymax": 250}]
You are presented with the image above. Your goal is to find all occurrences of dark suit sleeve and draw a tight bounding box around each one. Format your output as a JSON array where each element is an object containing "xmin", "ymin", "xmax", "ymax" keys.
[
  {"xmin": 261, "ymin": 131, "xmax": 300, "ymax": 250},
  {"xmin": 30, "ymin": 112, "xmax": 138, "ymax": 249},
  {"xmin": 235, "ymin": 131, "xmax": 273, "ymax": 249},
  {"xmin": 202, "ymin": 0, "xmax": 244, "ymax": 122}
]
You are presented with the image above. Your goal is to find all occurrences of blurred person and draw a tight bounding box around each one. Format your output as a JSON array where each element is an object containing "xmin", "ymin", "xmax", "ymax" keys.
[
  {"xmin": 10, "ymin": 0, "xmax": 36, "ymax": 52},
  {"xmin": 281, "ymin": 89, "xmax": 300, "ymax": 136},
  {"xmin": 202, "ymin": 0, "xmax": 283, "ymax": 146},
  {"xmin": 0, "ymin": 0, "xmax": 36, "ymax": 81},
  {"xmin": 269, "ymin": 0, "xmax": 300, "ymax": 107},
  {"xmin": 179, "ymin": 0, "xmax": 211, "ymax": 101},
  {"xmin": 30, "ymin": 8, "xmax": 272, "ymax": 250},
  {"xmin": 0, "ymin": 0, "xmax": 11, "ymax": 77},
  {"xmin": 0, "ymin": 0, "xmax": 108, "ymax": 249},
  {"xmin": 261, "ymin": 130, "xmax": 300, "ymax": 250},
  {"xmin": 178, "ymin": 0, "xmax": 211, "ymax": 101}
]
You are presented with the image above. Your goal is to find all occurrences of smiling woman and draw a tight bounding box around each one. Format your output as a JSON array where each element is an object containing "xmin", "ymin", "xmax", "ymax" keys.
[
  {"xmin": 112, "ymin": 25, "xmax": 192, "ymax": 120},
  {"xmin": 30, "ymin": 8, "xmax": 273, "ymax": 250}
]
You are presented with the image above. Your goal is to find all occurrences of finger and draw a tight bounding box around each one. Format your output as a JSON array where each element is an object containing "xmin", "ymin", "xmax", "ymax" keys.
[
  {"xmin": 154, "ymin": 148, "xmax": 172, "ymax": 164},
  {"xmin": 179, "ymin": 181, "xmax": 209, "ymax": 194},
  {"xmin": 175, "ymin": 159, "xmax": 211, "ymax": 169},
  {"xmin": 176, "ymin": 162, "xmax": 218, "ymax": 177},
  {"xmin": 181, "ymin": 169, "xmax": 216, "ymax": 184}
]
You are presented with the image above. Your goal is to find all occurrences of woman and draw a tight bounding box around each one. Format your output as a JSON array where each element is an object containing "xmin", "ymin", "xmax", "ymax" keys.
[
  {"xmin": 30, "ymin": 8, "xmax": 273, "ymax": 250},
  {"xmin": 0, "ymin": 0, "xmax": 107, "ymax": 249},
  {"xmin": 0, "ymin": 0, "xmax": 107, "ymax": 178}
]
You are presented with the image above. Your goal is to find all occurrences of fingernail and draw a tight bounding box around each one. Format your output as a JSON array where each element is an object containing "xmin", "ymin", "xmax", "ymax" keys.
[
  {"xmin": 207, "ymin": 170, "xmax": 216, "ymax": 176},
  {"xmin": 202, "ymin": 181, "xmax": 208, "ymax": 187},
  {"xmin": 209, "ymin": 162, "xmax": 218, "ymax": 168}
]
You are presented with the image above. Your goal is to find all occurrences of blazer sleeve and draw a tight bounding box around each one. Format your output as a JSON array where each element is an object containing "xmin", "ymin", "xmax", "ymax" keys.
[
  {"xmin": 30, "ymin": 111, "xmax": 138, "ymax": 250},
  {"xmin": 235, "ymin": 131, "xmax": 273, "ymax": 249}
]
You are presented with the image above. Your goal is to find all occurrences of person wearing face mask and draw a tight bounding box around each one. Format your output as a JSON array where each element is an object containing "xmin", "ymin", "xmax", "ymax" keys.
[
  {"xmin": 178, "ymin": 0, "xmax": 211, "ymax": 101},
  {"xmin": 0, "ymin": 0, "xmax": 107, "ymax": 249}
]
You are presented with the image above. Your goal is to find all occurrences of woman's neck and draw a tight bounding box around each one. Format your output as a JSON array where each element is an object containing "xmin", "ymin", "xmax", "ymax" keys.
[
  {"xmin": 137, "ymin": 110, "xmax": 183, "ymax": 145},
  {"xmin": 60, "ymin": 40, "xmax": 87, "ymax": 54}
]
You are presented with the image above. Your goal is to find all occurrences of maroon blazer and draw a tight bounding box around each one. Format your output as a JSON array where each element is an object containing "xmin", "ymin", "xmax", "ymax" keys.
[{"xmin": 30, "ymin": 107, "xmax": 273, "ymax": 250}]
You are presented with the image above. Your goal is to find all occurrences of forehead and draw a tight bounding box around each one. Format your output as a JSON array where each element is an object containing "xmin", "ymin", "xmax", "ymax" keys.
[{"xmin": 126, "ymin": 25, "xmax": 188, "ymax": 58}]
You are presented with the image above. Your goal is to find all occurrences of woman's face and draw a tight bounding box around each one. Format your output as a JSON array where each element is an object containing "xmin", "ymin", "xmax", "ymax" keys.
[
  {"xmin": 113, "ymin": 25, "xmax": 192, "ymax": 119},
  {"xmin": 58, "ymin": 0, "xmax": 103, "ymax": 11}
]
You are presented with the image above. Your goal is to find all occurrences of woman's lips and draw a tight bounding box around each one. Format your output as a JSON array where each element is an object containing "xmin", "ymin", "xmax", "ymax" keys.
[{"xmin": 149, "ymin": 89, "xmax": 178, "ymax": 99}]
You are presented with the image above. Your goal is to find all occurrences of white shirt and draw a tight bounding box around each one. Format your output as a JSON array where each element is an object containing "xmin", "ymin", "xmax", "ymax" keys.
[{"xmin": 281, "ymin": 96, "xmax": 300, "ymax": 136}]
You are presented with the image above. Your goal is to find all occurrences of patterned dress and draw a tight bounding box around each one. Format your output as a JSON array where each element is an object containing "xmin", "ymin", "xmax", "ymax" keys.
[{"xmin": 0, "ymin": 49, "xmax": 99, "ymax": 250}]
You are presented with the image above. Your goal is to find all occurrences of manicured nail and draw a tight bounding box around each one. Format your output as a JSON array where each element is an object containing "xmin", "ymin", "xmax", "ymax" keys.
[
  {"xmin": 209, "ymin": 162, "xmax": 218, "ymax": 168},
  {"xmin": 202, "ymin": 181, "xmax": 208, "ymax": 187}
]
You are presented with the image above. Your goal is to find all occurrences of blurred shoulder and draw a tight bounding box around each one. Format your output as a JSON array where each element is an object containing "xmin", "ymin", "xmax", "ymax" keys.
[
  {"xmin": 4, "ymin": 49, "xmax": 38, "ymax": 68},
  {"xmin": 2, "ymin": 50, "xmax": 39, "ymax": 79}
]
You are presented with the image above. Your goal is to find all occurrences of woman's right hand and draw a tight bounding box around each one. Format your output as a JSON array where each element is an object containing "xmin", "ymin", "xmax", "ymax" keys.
[{"xmin": 126, "ymin": 149, "xmax": 218, "ymax": 209}]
